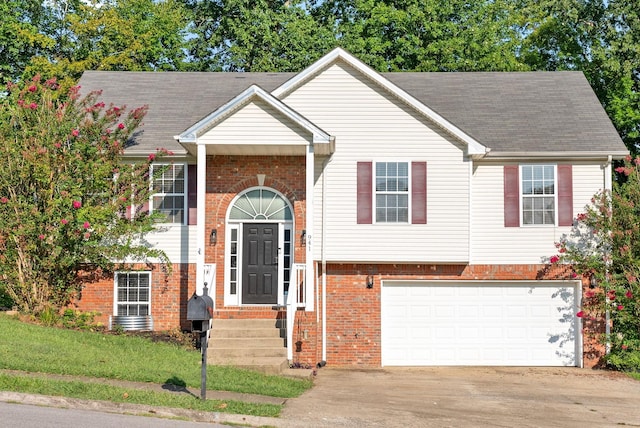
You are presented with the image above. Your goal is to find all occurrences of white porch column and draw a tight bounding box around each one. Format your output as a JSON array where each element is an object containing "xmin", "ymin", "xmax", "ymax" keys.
[
  {"xmin": 305, "ymin": 144, "xmax": 315, "ymax": 311},
  {"xmin": 195, "ymin": 143, "xmax": 207, "ymax": 296}
]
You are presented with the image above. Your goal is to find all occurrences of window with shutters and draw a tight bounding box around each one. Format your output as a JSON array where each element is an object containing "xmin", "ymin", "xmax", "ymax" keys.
[
  {"xmin": 504, "ymin": 164, "xmax": 572, "ymax": 228},
  {"xmin": 521, "ymin": 165, "xmax": 556, "ymax": 225},
  {"xmin": 115, "ymin": 272, "xmax": 150, "ymax": 316},
  {"xmin": 357, "ymin": 161, "xmax": 427, "ymax": 225},
  {"xmin": 151, "ymin": 163, "xmax": 186, "ymax": 224}
]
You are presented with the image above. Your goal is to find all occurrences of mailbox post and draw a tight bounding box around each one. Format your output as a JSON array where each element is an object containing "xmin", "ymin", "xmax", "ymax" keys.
[{"xmin": 186, "ymin": 286, "xmax": 214, "ymax": 400}]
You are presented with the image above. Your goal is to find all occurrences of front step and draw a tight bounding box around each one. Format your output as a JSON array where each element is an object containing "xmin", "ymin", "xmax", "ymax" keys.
[{"xmin": 208, "ymin": 318, "xmax": 288, "ymax": 375}]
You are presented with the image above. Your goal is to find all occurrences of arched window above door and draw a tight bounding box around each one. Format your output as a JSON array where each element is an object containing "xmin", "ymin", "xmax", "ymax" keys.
[{"xmin": 229, "ymin": 188, "xmax": 292, "ymax": 221}]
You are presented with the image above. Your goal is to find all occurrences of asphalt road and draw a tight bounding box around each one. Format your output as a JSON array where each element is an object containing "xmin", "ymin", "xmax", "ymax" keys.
[{"xmin": 0, "ymin": 401, "xmax": 230, "ymax": 428}]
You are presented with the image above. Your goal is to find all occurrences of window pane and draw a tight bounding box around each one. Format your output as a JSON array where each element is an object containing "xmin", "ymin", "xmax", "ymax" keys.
[
  {"xmin": 375, "ymin": 162, "xmax": 410, "ymax": 223},
  {"xmin": 521, "ymin": 165, "xmax": 556, "ymax": 226},
  {"xmin": 115, "ymin": 273, "xmax": 151, "ymax": 316}
]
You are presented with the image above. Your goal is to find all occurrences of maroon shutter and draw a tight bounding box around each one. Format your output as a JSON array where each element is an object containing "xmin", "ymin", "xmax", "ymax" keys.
[
  {"xmin": 557, "ymin": 164, "xmax": 573, "ymax": 226},
  {"xmin": 411, "ymin": 161, "xmax": 427, "ymax": 224},
  {"xmin": 357, "ymin": 162, "xmax": 372, "ymax": 224},
  {"xmin": 187, "ymin": 164, "xmax": 197, "ymax": 225},
  {"xmin": 504, "ymin": 165, "xmax": 520, "ymax": 227}
]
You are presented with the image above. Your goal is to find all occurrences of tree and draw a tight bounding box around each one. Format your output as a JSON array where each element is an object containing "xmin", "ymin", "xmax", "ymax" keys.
[
  {"xmin": 551, "ymin": 156, "xmax": 640, "ymax": 368},
  {"xmin": 0, "ymin": 0, "xmax": 54, "ymax": 84},
  {"xmin": 315, "ymin": 0, "xmax": 527, "ymax": 72},
  {"xmin": 25, "ymin": 0, "xmax": 190, "ymax": 86},
  {"xmin": 0, "ymin": 76, "xmax": 168, "ymax": 315},
  {"xmin": 182, "ymin": 0, "xmax": 335, "ymax": 71}
]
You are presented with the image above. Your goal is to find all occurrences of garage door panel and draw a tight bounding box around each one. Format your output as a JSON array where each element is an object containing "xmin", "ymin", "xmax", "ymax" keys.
[{"xmin": 381, "ymin": 283, "xmax": 579, "ymax": 366}]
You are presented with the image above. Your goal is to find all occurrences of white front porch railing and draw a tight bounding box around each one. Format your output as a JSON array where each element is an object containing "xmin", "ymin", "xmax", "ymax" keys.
[{"xmin": 286, "ymin": 263, "xmax": 307, "ymax": 361}]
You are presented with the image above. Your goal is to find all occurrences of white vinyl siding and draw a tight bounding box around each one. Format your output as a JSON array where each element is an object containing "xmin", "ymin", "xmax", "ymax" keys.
[
  {"xmin": 198, "ymin": 99, "xmax": 312, "ymax": 153},
  {"xmin": 284, "ymin": 61, "xmax": 469, "ymax": 262},
  {"xmin": 130, "ymin": 225, "xmax": 197, "ymax": 264},
  {"xmin": 471, "ymin": 162, "xmax": 605, "ymax": 264}
]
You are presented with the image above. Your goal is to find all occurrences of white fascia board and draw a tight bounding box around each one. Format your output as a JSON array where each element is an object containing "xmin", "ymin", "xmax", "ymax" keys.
[
  {"xmin": 272, "ymin": 47, "xmax": 488, "ymax": 157},
  {"xmin": 174, "ymin": 84, "xmax": 332, "ymax": 145}
]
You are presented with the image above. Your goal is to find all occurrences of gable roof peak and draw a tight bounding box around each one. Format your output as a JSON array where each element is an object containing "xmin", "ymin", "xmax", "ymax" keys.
[
  {"xmin": 273, "ymin": 48, "xmax": 489, "ymax": 157},
  {"xmin": 175, "ymin": 84, "xmax": 331, "ymax": 145}
]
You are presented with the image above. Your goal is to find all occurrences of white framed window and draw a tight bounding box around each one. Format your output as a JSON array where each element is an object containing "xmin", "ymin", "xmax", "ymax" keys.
[
  {"xmin": 151, "ymin": 163, "xmax": 186, "ymax": 224},
  {"xmin": 114, "ymin": 272, "xmax": 150, "ymax": 316},
  {"xmin": 375, "ymin": 161, "xmax": 409, "ymax": 223},
  {"xmin": 521, "ymin": 164, "xmax": 556, "ymax": 225}
]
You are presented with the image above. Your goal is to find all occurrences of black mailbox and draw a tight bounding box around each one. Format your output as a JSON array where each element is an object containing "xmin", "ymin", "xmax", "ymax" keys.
[{"xmin": 187, "ymin": 292, "xmax": 214, "ymax": 332}]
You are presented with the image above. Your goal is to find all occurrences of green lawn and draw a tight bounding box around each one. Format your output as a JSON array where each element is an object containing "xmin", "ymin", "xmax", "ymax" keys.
[{"xmin": 0, "ymin": 314, "xmax": 312, "ymax": 417}]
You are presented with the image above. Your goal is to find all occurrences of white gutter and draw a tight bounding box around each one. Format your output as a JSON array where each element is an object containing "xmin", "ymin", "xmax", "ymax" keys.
[{"xmin": 485, "ymin": 151, "xmax": 629, "ymax": 160}]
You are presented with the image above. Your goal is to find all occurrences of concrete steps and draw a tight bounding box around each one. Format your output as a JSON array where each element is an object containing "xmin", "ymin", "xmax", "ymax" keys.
[{"xmin": 208, "ymin": 318, "xmax": 288, "ymax": 375}]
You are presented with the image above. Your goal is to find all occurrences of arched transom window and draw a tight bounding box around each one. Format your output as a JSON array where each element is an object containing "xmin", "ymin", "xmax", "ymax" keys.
[{"xmin": 229, "ymin": 188, "xmax": 292, "ymax": 221}]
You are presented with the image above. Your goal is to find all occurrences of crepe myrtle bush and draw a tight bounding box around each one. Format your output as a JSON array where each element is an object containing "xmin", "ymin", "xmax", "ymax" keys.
[
  {"xmin": 550, "ymin": 155, "xmax": 640, "ymax": 369},
  {"xmin": 0, "ymin": 76, "xmax": 169, "ymax": 316}
]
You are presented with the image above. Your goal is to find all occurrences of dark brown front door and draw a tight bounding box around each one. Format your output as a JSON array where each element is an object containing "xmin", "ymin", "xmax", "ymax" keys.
[{"xmin": 242, "ymin": 223, "xmax": 278, "ymax": 304}]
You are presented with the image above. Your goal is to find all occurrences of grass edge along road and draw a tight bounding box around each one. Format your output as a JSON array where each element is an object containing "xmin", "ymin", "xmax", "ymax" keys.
[{"xmin": 0, "ymin": 314, "xmax": 312, "ymax": 417}]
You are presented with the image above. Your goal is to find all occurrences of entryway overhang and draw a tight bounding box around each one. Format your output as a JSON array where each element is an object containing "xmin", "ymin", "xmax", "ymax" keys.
[
  {"xmin": 173, "ymin": 85, "xmax": 326, "ymax": 310},
  {"xmin": 174, "ymin": 84, "xmax": 335, "ymax": 156}
]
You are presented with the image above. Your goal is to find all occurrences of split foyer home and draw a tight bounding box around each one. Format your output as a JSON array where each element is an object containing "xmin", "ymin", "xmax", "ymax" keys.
[{"xmin": 76, "ymin": 48, "xmax": 628, "ymax": 371}]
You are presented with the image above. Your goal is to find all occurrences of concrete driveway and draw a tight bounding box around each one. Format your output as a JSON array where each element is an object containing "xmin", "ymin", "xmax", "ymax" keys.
[{"xmin": 277, "ymin": 367, "xmax": 640, "ymax": 427}]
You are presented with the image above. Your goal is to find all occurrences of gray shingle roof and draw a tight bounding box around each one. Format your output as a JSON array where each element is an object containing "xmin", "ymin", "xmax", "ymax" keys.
[
  {"xmin": 386, "ymin": 71, "xmax": 626, "ymax": 155},
  {"xmin": 78, "ymin": 70, "xmax": 627, "ymax": 157}
]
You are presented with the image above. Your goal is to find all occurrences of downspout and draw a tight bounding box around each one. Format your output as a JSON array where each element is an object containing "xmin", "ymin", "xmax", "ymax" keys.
[
  {"xmin": 605, "ymin": 155, "xmax": 613, "ymax": 354},
  {"xmin": 321, "ymin": 154, "xmax": 333, "ymax": 365}
]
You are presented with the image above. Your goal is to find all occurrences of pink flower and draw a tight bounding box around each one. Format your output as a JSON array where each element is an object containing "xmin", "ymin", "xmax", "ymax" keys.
[
  {"xmin": 60, "ymin": 218, "xmax": 68, "ymax": 225},
  {"xmin": 28, "ymin": 85, "xmax": 37, "ymax": 93},
  {"xmin": 148, "ymin": 153, "xmax": 156, "ymax": 161},
  {"xmin": 585, "ymin": 290, "xmax": 595, "ymax": 298},
  {"xmin": 622, "ymin": 344, "xmax": 629, "ymax": 350},
  {"xmin": 54, "ymin": 142, "xmax": 61, "ymax": 149},
  {"xmin": 83, "ymin": 221, "xmax": 90, "ymax": 229},
  {"xmin": 549, "ymin": 255, "xmax": 560, "ymax": 264},
  {"xmin": 626, "ymin": 290, "xmax": 633, "ymax": 299},
  {"xmin": 0, "ymin": 197, "xmax": 8, "ymax": 203},
  {"xmin": 72, "ymin": 200, "xmax": 82, "ymax": 209},
  {"xmin": 576, "ymin": 213, "xmax": 586, "ymax": 221},
  {"xmin": 118, "ymin": 123, "xmax": 125, "ymax": 129},
  {"xmin": 83, "ymin": 232, "xmax": 91, "ymax": 239},
  {"xmin": 38, "ymin": 234, "xmax": 45, "ymax": 240},
  {"xmin": 576, "ymin": 311, "xmax": 584, "ymax": 318},
  {"xmin": 29, "ymin": 102, "xmax": 38, "ymax": 110},
  {"xmin": 607, "ymin": 290, "xmax": 617, "ymax": 300},
  {"xmin": 617, "ymin": 305, "xmax": 624, "ymax": 311},
  {"xmin": 71, "ymin": 129, "xmax": 80, "ymax": 137}
]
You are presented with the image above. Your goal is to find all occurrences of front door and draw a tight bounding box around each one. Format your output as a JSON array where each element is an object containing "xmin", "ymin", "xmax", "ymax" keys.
[{"xmin": 242, "ymin": 223, "xmax": 278, "ymax": 304}]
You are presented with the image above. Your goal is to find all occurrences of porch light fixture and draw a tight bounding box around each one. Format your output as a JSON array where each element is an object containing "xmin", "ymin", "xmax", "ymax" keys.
[
  {"xmin": 366, "ymin": 275, "xmax": 374, "ymax": 289},
  {"xmin": 209, "ymin": 229, "xmax": 217, "ymax": 246},
  {"xmin": 301, "ymin": 229, "xmax": 306, "ymax": 246}
]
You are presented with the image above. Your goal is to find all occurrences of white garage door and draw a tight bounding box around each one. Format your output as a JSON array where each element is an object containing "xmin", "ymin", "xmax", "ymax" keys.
[{"xmin": 381, "ymin": 282, "xmax": 580, "ymax": 366}]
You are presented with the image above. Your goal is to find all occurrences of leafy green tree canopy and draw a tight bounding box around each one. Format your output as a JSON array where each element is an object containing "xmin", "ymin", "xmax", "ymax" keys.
[{"xmin": 0, "ymin": 76, "xmax": 168, "ymax": 315}]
